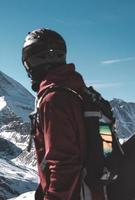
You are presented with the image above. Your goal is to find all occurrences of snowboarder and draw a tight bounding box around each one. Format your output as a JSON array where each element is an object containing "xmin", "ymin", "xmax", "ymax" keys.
[{"xmin": 22, "ymin": 28, "xmax": 105, "ymax": 200}]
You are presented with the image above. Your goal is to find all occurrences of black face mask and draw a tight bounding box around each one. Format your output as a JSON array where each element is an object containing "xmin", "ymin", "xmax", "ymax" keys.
[
  {"xmin": 27, "ymin": 67, "xmax": 48, "ymax": 92},
  {"xmin": 25, "ymin": 63, "xmax": 62, "ymax": 92},
  {"xmin": 28, "ymin": 68, "xmax": 45, "ymax": 81}
]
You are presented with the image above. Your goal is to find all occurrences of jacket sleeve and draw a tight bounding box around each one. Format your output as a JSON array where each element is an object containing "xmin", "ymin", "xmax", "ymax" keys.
[{"xmin": 41, "ymin": 92, "xmax": 83, "ymax": 200}]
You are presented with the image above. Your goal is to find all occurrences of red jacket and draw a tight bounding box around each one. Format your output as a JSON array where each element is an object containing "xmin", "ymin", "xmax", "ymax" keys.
[{"xmin": 34, "ymin": 64, "xmax": 87, "ymax": 200}]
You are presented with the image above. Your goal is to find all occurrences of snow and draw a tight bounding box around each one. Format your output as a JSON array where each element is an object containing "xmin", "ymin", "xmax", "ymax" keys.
[
  {"xmin": 8, "ymin": 191, "xmax": 35, "ymax": 200},
  {"xmin": 0, "ymin": 131, "xmax": 28, "ymax": 150},
  {"xmin": 0, "ymin": 157, "xmax": 38, "ymax": 199},
  {"xmin": 111, "ymin": 99, "xmax": 135, "ymax": 138},
  {"xmin": 0, "ymin": 96, "xmax": 6, "ymax": 110},
  {"xmin": 0, "ymin": 71, "xmax": 38, "ymax": 199},
  {"xmin": 0, "ymin": 71, "xmax": 35, "ymax": 122}
]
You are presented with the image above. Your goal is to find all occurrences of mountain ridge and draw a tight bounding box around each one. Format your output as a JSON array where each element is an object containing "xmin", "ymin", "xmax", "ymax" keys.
[{"xmin": 0, "ymin": 71, "xmax": 34, "ymax": 122}]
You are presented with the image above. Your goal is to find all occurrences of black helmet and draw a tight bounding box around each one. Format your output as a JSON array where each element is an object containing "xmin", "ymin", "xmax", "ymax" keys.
[{"xmin": 22, "ymin": 28, "xmax": 67, "ymax": 73}]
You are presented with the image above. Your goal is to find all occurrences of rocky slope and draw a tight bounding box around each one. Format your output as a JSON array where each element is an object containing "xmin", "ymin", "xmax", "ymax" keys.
[
  {"xmin": 0, "ymin": 71, "xmax": 38, "ymax": 199},
  {"xmin": 111, "ymin": 99, "xmax": 135, "ymax": 138}
]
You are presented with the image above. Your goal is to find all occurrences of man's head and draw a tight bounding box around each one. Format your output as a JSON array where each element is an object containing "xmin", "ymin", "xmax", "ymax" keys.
[{"xmin": 22, "ymin": 28, "xmax": 67, "ymax": 91}]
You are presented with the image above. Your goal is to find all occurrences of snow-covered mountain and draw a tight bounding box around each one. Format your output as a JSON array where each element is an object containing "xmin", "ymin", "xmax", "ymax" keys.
[
  {"xmin": 0, "ymin": 71, "xmax": 34, "ymax": 122},
  {"xmin": 8, "ymin": 191, "xmax": 35, "ymax": 200},
  {"xmin": 0, "ymin": 71, "xmax": 38, "ymax": 200},
  {"xmin": 111, "ymin": 98, "xmax": 135, "ymax": 138},
  {"xmin": 0, "ymin": 70, "xmax": 135, "ymax": 199}
]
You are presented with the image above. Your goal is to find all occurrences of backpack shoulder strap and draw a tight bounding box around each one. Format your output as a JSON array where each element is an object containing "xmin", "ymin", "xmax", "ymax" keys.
[
  {"xmin": 82, "ymin": 86, "xmax": 114, "ymax": 122},
  {"xmin": 37, "ymin": 85, "xmax": 84, "ymax": 108}
]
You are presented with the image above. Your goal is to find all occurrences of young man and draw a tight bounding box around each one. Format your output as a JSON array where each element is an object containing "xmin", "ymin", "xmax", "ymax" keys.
[{"xmin": 22, "ymin": 28, "xmax": 105, "ymax": 200}]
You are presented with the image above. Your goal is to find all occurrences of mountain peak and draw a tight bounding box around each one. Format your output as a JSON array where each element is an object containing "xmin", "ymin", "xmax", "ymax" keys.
[{"xmin": 0, "ymin": 70, "xmax": 34, "ymax": 122}]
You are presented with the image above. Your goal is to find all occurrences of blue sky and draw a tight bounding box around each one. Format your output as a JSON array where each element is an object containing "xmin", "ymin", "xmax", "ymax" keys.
[{"xmin": 0, "ymin": 0, "xmax": 135, "ymax": 102}]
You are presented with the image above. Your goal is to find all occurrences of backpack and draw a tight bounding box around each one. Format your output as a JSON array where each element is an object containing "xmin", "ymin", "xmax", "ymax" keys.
[
  {"xmin": 28, "ymin": 85, "xmax": 124, "ymax": 191},
  {"xmin": 80, "ymin": 86, "xmax": 124, "ymax": 191}
]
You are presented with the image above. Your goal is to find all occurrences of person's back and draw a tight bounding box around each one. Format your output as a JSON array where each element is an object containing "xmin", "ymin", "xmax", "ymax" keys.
[{"xmin": 22, "ymin": 28, "xmax": 105, "ymax": 200}]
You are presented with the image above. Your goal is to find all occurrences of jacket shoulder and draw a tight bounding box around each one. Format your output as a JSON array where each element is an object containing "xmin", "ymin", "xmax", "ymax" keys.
[{"xmin": 39, "ymin": 87, "xmax": 82, "ymax": 109}]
